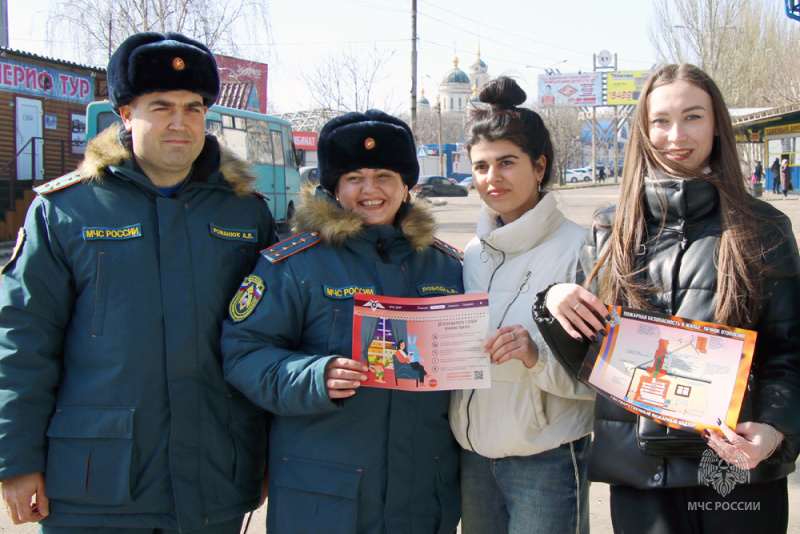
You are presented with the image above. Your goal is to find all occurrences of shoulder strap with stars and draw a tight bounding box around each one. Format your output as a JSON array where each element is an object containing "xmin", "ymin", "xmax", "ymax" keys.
[
  {"xmin": 432, "ymin": 238, "xmax": 463, "ymax": 261},
  {"xmin": 262, "ymin": 231, "xmax": 321, "ymax": 263},
  {"xmin": 33, "ymin": 170, "xmax": 89, "ymax": 195}
]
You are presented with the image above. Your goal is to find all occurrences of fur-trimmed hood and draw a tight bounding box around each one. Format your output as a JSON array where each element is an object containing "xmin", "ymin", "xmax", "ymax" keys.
[
  {"xmin": 292, "ymin": 182, "xmax": 438, "ymax": 252},
  {"xmin": 78, "ymin": 123, "xmax": 257, "ymax": 196}
]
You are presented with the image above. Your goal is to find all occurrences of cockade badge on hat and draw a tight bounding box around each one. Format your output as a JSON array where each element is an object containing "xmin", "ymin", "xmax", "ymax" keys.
[{"xmin": 365, "ymin": 137, "xmax": 376, "ymax": 150}]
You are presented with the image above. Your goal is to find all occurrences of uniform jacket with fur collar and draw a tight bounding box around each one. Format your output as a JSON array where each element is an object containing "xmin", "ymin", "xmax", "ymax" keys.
[
  {"xmin": 222, "ymin": 185, "xmax": 464, "ymax": 534},
  {"xmin": 0, "ymin": 124, "xmax": 277, "ymax": 530},
  {"xmin": 450, "ymin": 193, "xmax": 594, "ymax": 458}
]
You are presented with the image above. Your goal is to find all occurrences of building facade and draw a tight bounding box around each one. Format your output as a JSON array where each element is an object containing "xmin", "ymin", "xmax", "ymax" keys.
[{"xmin": 0, "ymin": 48, "xmax": 107, "ymax": 239}]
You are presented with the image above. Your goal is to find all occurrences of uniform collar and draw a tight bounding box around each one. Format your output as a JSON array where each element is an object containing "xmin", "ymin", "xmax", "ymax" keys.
[
  {"xmin": 292, "ymin": 184, "xmax": 438, "ymax": 253},
  {"xmin": 77, "ymin": 123, "xmax": 257, "ymax": 197}
]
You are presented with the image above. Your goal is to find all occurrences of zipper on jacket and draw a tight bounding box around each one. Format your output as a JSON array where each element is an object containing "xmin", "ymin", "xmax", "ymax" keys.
[
  {"xmin": 465, "ymin": 269, "xmax": 531, "ymax": 453},
  {"xmin": 495, "ymin": 271, "xmax": 531, "ymax": 329},
  {"xmin": 376, "ymin": 239, "xmax": 391, "ymax": 264},
  {"xmin": 481, "ymin": 240, "xmax": 506, "ymax": 293}
]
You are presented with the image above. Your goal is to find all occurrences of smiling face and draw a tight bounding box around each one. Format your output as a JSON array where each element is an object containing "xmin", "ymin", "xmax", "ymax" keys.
[
  {"xmin": 335, "ymin": 168, "xmax": 408, "ymax": 226},
  {"xmin": 647, "ymin": 80, "xmax": 715, "ymax": 172},
  {"xmin": 119, "ymin": 90, "xmax": 207, "ymax": 187},
  {"xmin": 470, "ymin": 139, "xmax": 545, "ymax": 224}
]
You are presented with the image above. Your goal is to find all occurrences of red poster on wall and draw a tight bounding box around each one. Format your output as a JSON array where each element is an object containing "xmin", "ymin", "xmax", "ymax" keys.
[{"xmin": 214, "ymin": 55, "xmax": 268, "ymax": 114}]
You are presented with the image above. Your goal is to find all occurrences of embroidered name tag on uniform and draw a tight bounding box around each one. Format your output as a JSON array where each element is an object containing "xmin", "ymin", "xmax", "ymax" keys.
[
  {"xmin": 323, "ymin": 285, "xmax": 376, "ymax": 299},
  {"xmin": 418, "ymin": 284, "xmax": 459, "ymax": 296},
  {"xmin": 230, "ymin": 275, "xmax": 265, "ymax": 322},
  {"xmin": 209, "ymin": 224, "xmax": 257, "ymax": 242},
  {"xmin": 82, "ymin": 224, "xmax": 142, "ymax": 241}
]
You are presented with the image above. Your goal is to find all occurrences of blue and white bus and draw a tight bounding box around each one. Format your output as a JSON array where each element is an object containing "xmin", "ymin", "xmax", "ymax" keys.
[{"xmin": 86, "ymin": 101, "xmax": 302, "ymax": 226}]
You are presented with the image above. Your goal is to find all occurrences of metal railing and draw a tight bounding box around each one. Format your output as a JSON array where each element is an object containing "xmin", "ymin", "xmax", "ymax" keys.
[{"xmin": 0, "ymin": 138, "xmax": 68, "ymax": 210}]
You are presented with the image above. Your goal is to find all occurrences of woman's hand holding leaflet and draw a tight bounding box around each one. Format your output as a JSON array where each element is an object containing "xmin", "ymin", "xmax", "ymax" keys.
[
  {"xmin": 325, "ymin": 357, "xmax": 368, "ymax": 399},
  {"xmin": 483, "ymin": 325, "xmax": 539, "ymax": 368},
  {"xmin": 545, "ymin": 283, "xmax": 610, "ymax": 342},
  {"xmin": 706, "ymin": 421, "xmax": 785, "ymax": 470}
]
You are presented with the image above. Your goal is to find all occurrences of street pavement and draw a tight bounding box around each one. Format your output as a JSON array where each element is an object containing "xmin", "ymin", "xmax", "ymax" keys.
[{"xmin": 0, "ymin": 183, "xmax": 798, "ymax": 533}]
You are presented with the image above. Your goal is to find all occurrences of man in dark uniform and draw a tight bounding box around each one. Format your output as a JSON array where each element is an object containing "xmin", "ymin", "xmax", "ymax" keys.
[{"xmin": 0, "ymin": 32, "xmax": 277, "ymax": 533}]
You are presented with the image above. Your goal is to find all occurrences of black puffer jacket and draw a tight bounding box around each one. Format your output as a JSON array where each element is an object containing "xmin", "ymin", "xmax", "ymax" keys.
[{"xmin": 535, "ymin": 177, "xmax": 800, "ymax": 489}]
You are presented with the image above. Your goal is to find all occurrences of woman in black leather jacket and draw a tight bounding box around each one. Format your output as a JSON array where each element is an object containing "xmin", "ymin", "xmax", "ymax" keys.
[{"xmin": 534, "ymin": 64, "xmax": 800, "ymax": 533}]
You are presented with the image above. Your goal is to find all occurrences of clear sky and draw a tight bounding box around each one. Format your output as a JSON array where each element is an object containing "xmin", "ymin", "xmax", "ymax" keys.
[{"xmin": 7, "ymin": 0, "xmax": 660, "ymax": 113}]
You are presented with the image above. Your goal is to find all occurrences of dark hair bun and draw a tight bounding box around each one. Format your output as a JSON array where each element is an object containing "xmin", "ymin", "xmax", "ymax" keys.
[{"xmin": 479, "ymin": 76, "xmax": 527, "ymax": 108}]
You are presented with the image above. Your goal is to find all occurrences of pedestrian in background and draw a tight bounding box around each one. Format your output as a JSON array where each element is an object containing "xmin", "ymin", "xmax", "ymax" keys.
[
  {"xmin": 772, "ymin": 157, "xmax": 782, "ymax": 194},
  {"xmin": 222, "ymin": 110, "xmax": 463, "ymax": 534},
  {"xmin": 450, "ymin": 76, "xmax": 594, "ymax": 534},
  {"xmin": 597, "ymin": 165, "xmax": 606, "ymax": 183},
  {"xmin": 535, "ymin": 63, "xmax": 800, "ymax": 533},
  {"xmin": 753, "ymin": 160, "xmax": 763, "ymax": 182},
  {"xmin": 0, "ymin": 32, "xmax": 278, "ymax": 532},
  {"xmin": 782, "ymin": 158, "xmax": 792, "ymax": 197}
]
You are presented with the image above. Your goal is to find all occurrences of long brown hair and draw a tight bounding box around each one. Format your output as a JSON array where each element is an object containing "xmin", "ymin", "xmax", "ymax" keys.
[{"xmin": 587, "ymin": 64, "xmax": 765, "ymax": 328}]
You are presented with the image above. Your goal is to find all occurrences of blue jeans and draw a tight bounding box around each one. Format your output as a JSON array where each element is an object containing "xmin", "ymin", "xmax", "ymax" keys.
[{"xmin": 460, "ymin": 435, "xmax": 590, "ymax": 534}]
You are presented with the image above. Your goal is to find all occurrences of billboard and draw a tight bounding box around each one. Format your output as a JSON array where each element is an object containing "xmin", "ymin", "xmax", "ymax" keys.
[
  {"xmin": 215, "ymin": 55, "xmax": 269, "ymax": 114},
  {"xmin": 293, "ymin": 131, "xmax": 318, "ymax": 150},
  {"xmin": 0, "ymin": 59, "xmax": 94, "ymax": 104},
  {"xmin": 606, "ymin": 71, "xmax": 652, "ymax": 105},
  {"xmin": 537, "ymin": 73, "xmax": 603, "ymax": 107}
]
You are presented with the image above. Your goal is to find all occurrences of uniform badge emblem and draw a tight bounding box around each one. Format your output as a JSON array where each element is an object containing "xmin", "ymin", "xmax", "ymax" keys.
[
  {"xmin": 173, "ymin": 57, "xmax": 185, "ymax": 71},
  {"xmin": 229, "ymin": 275, "xmax": 266, "ymax": 322},
  {"xmin": 365, "ymin": 137, "xmax": 375, "ymax": 149}
]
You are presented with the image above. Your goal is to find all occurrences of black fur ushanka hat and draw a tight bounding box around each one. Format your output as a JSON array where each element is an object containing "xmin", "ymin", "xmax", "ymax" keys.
[
  {"xmin": 107, "ymin": 31, "xmax": 220, "ymax": 112},
  {"xmin": 317, "ymin": 109, "xmax": 419, "ymax": 192}
]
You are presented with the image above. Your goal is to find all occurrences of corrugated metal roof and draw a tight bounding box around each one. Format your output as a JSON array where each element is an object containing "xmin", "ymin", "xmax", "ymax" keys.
[
  {"xmin": 217, "ymin": 81, "xmax": 252, "ymax": 110},
  {"xmin": 729, "ymin": 107, "xmax": 772, "ymax": 118},
  {"xmin": 0, "ymin": 47, "xmax": 106, "ymax": 72},
  {"xmin": 731, "ymin": 103, "xmax": 800, "ymax": 126}
]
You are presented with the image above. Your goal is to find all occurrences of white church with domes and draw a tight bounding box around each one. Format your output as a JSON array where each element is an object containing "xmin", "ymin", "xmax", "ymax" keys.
[
  {"xmin": 419, "ymin": 46, "xmax": 491, "ymax": 117},
  {"xmin": 415, "ymin": 47, "xmax": 491, "ymax": 180}
]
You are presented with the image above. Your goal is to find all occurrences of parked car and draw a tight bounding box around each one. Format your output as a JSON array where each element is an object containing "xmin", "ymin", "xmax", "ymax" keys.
[
  {"xmin": 299, "ymin": 166, "xmax": 318, "ymax": 183},
  {"xmin": 412, "ymin": 175, "xmax": 469, "ymax": 197},
  {"xmin": 458, "ymin": 176, "xmax": 475, "ymax": 190},
  {"xmin": 565, "ymin": 167, "xmax": 593, "ymax": 183}
]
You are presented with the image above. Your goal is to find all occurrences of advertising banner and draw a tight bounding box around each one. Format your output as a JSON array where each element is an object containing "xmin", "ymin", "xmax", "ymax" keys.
[
  {"xmin": 765, "ymin": 123, "xmax": 800, "ymax": 136},
  {"xmin": 606, "ymin": 71, "xmax": 652, "ymax": 105},
  {"xmin": 538, "ymin": 73, "xmax": 603, "ymax": 107},
  {"xmin": 215, "ymin": 55, "xmax": 269, "ymax": 114},
  {"xmin": 0, "ymin": 59, "xmax": 94, "ymax": 104},
  {"xmin": 293, "ymin": 131, "xmax": 318, "ymax": 150}
]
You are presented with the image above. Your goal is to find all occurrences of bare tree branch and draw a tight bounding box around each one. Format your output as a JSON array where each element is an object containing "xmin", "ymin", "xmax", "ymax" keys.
[
  {"xmin": 649, "ymin": 0, "xmax": 800, "ymax": 107},
  {"xmin": 299, "ymin": 46, "xmax": 396, "ymax": 114},
  {"xmin": 45, "ymin": 0, "xmax": 273, "ymax": 65}
]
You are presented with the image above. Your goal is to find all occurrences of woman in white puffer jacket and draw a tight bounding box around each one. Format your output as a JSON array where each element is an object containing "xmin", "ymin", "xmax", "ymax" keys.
[{"xmin": 449, "ymin": 76, "xmax": 595, "ymax": 534}]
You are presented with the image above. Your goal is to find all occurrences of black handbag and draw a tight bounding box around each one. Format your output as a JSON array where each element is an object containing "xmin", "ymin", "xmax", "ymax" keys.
[{"xmin": 636, "ymin": 416, "xmax": 707, "ymax": 457}]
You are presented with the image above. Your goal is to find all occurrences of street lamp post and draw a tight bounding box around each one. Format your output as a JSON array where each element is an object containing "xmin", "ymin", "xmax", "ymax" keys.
[
  {"xmin": 434, "ymin": 95, "xmax": 443, "ymax": 176},
  {"xmin": 525, "ymin": 60, "xmax": 567, "ymax": 76},
  {"xmin": 410, "ymin": 0, "xmax": 418, "ymax": 136},
  {"xmin": 544, "ymin": 59, "xmax": 567, "ymax": 75}
]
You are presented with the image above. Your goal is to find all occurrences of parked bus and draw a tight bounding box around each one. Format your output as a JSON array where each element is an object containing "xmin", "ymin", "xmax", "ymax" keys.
[{"xmin": 86, "ymin": 101, "xmax": 302, "ymax": 227}]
